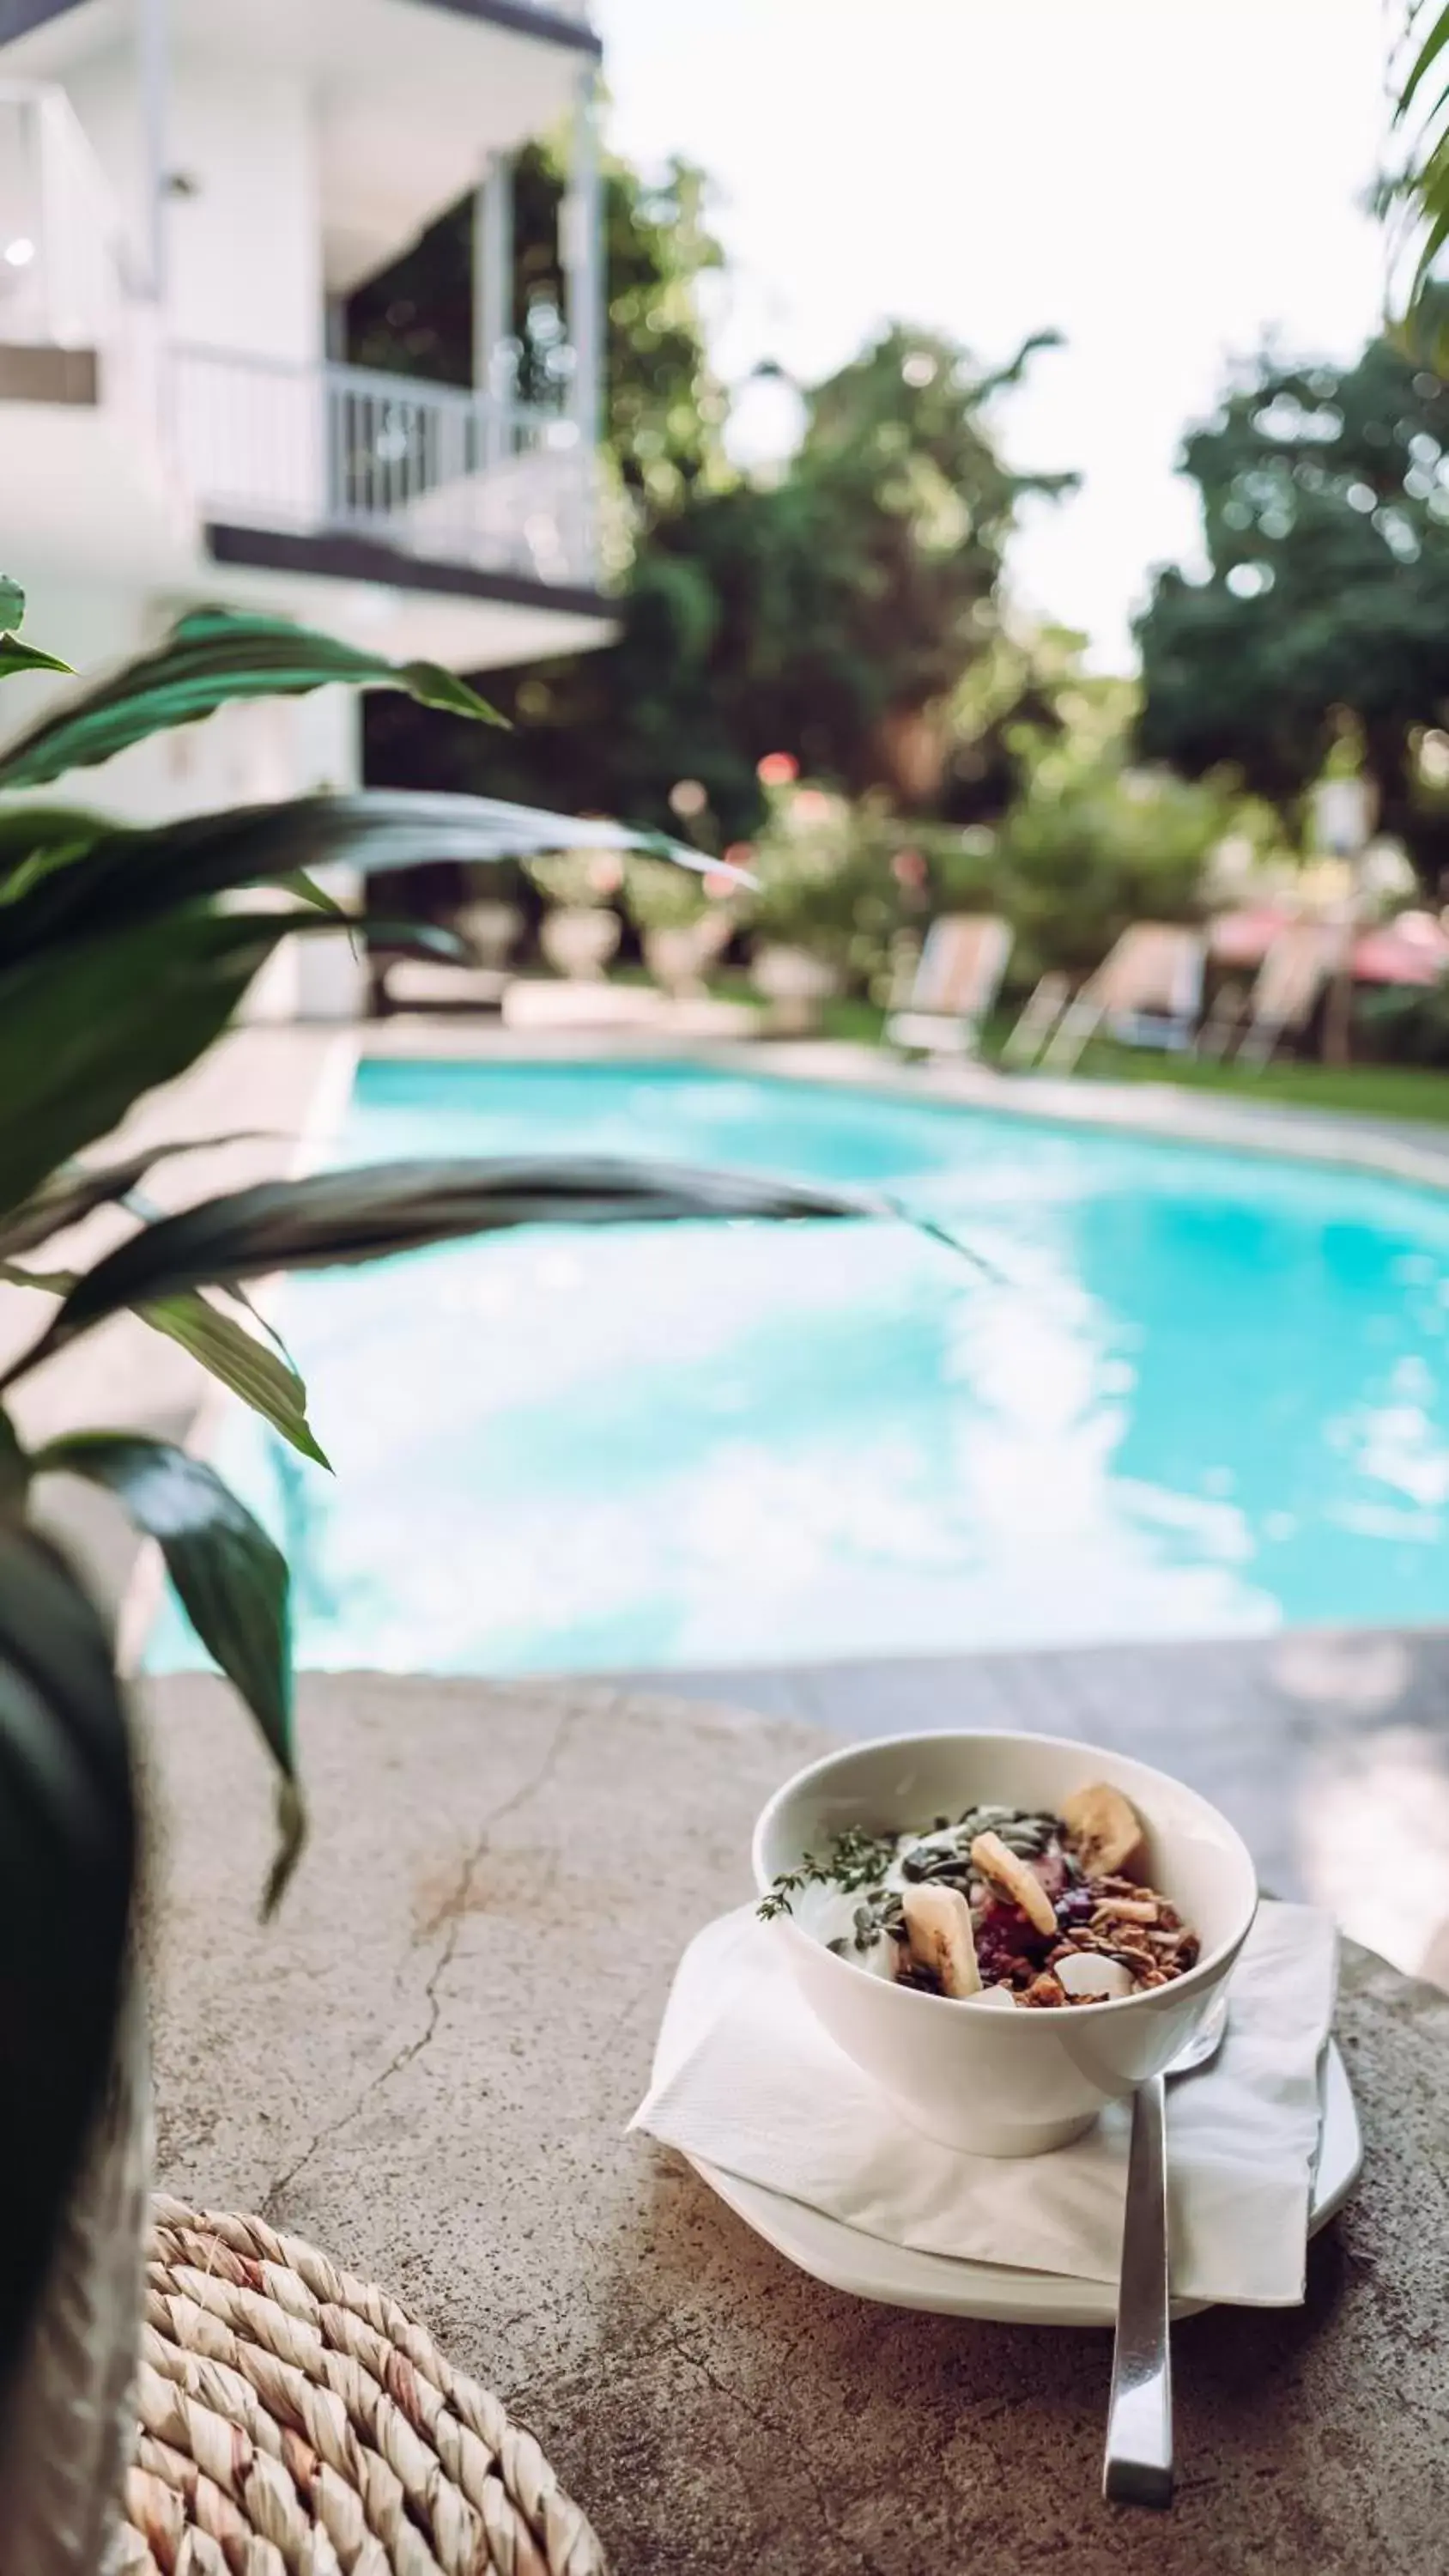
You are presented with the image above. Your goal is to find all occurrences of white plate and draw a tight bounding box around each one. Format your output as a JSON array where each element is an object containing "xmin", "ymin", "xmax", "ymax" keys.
[{"xmin": 688, "ymin": 2038, "xmax": 1361, "ymax": 2328}]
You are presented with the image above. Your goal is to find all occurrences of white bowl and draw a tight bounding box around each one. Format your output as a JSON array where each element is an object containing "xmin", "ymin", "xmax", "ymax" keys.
[{"xmin": 751, "ymin": 1730, "xmax": 1258, "ymax": 2158}]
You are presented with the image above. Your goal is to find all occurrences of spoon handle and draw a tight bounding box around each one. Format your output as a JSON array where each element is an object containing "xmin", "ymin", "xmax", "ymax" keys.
[{"xmin": 1102, "ymin": 2071, "xmax": 1173, "ymax": 2508}]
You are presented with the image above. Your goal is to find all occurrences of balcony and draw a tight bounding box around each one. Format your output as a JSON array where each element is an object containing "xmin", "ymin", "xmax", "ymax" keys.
[
  {"xmin": 0, "ymin": 78, "xmax": 604, "ymax": 607},
  {"xmin": 169, "ymin": 347, "xmax": 597, "ymax": 593}
]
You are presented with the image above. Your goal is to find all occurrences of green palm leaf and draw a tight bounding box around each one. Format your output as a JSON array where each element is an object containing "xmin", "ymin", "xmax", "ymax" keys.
[
  {"xmin": 2, "ymin": 1157, "xmax": 881, "ymax": 1383},
  {"xmin": 0, "ymin": 792, "xmax": 718, "ymax": 967},
  {"xmin": 0, "ymin": 606, "xmax": 502, "ymax": 793},
  {"xmin": 0, "ymin": 1515, "xmax": 135, "ymax": 2383},
  {"xmin": 34, "ymin": 1434, "xmax": 298, "ymax": 1907},
  {"xmin": 0, "ymin": 1133, "xmax": 268, "ymax": 1260}
]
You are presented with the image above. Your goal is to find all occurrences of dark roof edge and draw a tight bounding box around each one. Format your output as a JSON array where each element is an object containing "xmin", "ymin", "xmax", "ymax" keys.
[
  {"xmin": 0, "ymin": 0, "xmax": 84, "ymax": 44},
  {"xmin": 205, "ymin": 519, "xmax": 615, "ymax": 622},
  {"xmin": 1, "ymin": 0, "xmax": 601, "ymax": 55},
  {"xmin": 420, "ymin": 0, "xmax": 601, "ymax": 56}
]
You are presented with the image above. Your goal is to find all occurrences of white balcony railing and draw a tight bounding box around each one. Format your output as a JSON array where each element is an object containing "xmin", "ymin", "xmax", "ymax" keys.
[
  {"xmin": 169, "ymin": 347, "xmax": 597, "ymax": 590},
  {"xmin": 0, "ymin": 81, "xmax": 138, "ymax": 347}
]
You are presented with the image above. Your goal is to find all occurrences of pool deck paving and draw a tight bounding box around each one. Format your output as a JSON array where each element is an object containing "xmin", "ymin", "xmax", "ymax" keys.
[{"xmin": 143, "ymin": 1668, "xmax": 1449, "ymax": 2576}]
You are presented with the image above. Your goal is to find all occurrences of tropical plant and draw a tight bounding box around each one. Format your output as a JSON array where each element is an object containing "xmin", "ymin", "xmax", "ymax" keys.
[
  {"xmin": 0, "ymin": 585, "xmax": 875, "ymax": 2411},
  {"xmin": 1388, "ymin": 2, "xmax": 1449, "ymax": 351}
]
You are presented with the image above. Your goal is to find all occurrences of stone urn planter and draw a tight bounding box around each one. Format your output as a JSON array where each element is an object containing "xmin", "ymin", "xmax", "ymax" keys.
[
  {"xmin": 540, "ymin": 905, "xmax": 622, "ymax": 982},
  {"xmin": 458, "ymin": 899, "xmax": 524, "ymax": 974},
  {"xmin": 643, "ymin": 913, "xmax": 731, "ymax": 1000},
  {"xmin": 750, "ymin": 942, "xmax": 840, "ymax": 1036}
]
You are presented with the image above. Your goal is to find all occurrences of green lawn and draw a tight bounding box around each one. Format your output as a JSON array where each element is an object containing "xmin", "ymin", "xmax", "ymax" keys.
[
  {"xmin": 1034, "ymin": 1040, "xmax": 1449, "ymax": 1127},
  {"xmin": 818, "ymin": 1002, "xmax": 1449, "ymax": 1126},
  {"xmin": 696, "ymin": 972, "xmax": 1449, "ymax": 1126},
  {"xmin": 812, "ymin": 999, "xmax": 1449, "ymax": 1127}
]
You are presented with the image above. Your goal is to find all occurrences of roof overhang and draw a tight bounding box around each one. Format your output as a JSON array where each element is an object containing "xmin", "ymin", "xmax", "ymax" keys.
[
  {"xmin": 0, "ymin": 0, "xmax": 599, "ymax": 288},
  {"xmin": 1, "ymin": 0, "xmax": 597, "ymax": 55}
]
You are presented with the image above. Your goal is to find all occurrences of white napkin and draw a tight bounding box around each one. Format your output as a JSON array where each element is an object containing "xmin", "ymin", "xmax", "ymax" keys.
[{"xmin": 631, "ymin": 1899, "xmax": 1337, "ymax": 2307}]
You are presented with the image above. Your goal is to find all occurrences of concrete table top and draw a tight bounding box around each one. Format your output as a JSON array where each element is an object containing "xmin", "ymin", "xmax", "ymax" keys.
[{"xmin": 144, "ymin": 1673, "xmax": 1449, "ymax": 2576}]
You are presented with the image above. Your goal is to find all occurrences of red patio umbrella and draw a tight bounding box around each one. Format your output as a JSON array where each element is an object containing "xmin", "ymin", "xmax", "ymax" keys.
[
  {"xmin": 1211, "ymin": 905, "xmax": 1449, "ymax": 987},
  {"xmin": 1350, "ymin": 910, "xmax": 1449, "ymax": 987},
  {"xmin": 1208, "ymin": 905, "xmax": 1296, "ymax": 969}
]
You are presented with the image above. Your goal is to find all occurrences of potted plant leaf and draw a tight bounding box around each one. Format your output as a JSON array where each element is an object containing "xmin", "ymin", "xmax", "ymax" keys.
[{"xmin": 0, "ymin": 585, "xmax": 869, "ymax": 2571}]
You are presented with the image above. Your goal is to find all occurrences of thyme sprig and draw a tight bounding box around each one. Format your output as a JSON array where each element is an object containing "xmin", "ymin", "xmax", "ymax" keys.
[{"xmin": 757, "ymin": 1825, "xmax": 898, "ymax": 1922}]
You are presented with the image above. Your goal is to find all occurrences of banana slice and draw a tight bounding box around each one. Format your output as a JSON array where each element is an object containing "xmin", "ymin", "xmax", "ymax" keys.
[
  {"xmin": 969, "ymin": 1829, "xmax": 1059, "ymax": 1937},
  {"xmin": 900, "ymin": 1883, "xmax": 983, "ymax": 1996},
  {"xmin": 1054, "ymin": 1950, "xmax": 1135, "ymax": 2001},
  {"xmin": 1058, "ymin": 1783, "xmax": 1147, "ymax": 1880}
]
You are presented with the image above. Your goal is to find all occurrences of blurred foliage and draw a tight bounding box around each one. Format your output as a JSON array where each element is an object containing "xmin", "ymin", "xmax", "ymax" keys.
[
  {"xmin": 742, "ymin": 784, "xmax": 950, "ymax": 996},
  {"xmin": 738, "ymin": 668, "xmax": 1269, "ymax": 999},
  {"xmin": 1355, "ymin": 975, "xmax": 1449, "ymax": 1066},
  {"xmin": 358, "ymin": 130, "xmax": 1073, "ymax": 844},
  {"xmin": 935, "ymin": 623, "xmax": 1094, "ymax": 822},
  {"xmin": 526, "ymin": 848, "xmax": 625, "ymax": 908},
  {"xmin": 986, "ymin": 708, "xmax": 1252, "ymax": 981},
  {"xmin": 1135, "ymin": 337, "xmax": 1449, "ymax": 888},
  {"xmin": 621, "ymin": 853, "xmax": 714, "ymax": 931}
]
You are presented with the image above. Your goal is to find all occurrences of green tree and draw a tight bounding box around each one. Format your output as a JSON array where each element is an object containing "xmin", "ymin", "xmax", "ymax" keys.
[
  {"xmin": 1136, "ymin": 338, "xmax": 1449, "ymax": 884},
  {"xmin": 936, "ymin": 622, "xmax": 1097, "ymax": 825},
  {"xmin": 767, "ymin": 326, "xmax": 1073, "ymax": 800}
]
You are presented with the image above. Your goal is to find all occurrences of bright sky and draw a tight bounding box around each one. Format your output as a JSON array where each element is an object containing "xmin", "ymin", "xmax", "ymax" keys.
[{"xmin": 597, "ymin": 0, "xmax": 1394, "ymax": 669}]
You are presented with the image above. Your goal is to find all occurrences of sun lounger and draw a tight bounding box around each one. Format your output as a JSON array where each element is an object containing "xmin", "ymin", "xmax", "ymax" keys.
[
  {"xmin": 1222, "ymin": 921, "xmax": 1343, "ymax": 1066},
  {"xmin": 1040, "ymin": 924, "xmax": 1205, "ymax": 1072},
  {"xmin": 886, "ymin": 914, "xmax": 1013, "ymax": 1056}
]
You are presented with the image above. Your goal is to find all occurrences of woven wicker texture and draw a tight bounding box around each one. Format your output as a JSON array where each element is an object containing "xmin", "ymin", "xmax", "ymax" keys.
[{"xmin": 116, "ymin": 2199, "xmax": 606, "ymax": 2576}]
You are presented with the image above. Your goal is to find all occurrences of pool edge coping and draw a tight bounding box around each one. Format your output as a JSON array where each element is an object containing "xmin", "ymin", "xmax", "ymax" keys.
[{"xmin": 359, "ymin": 1019, "xmax": 1449, "ymax": 1200}]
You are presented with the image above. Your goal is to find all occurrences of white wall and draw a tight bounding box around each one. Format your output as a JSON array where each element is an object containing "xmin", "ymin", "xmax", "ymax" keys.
[
  {"xmin": 64, "ymin": 46, "xmax": 321, "ymax": 365},
  {"xmin": 169, "ymin": 63, "xmax": 321, "ymax": 367},
  {"xmin": 64, "ymin": 45, "xmax": 325, "ymax": 532}
]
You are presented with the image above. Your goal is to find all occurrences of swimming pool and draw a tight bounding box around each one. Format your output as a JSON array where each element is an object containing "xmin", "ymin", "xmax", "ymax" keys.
[{"xmin": 148, "ymin": 1060, "xmax": 1449, "ymax": 1675}]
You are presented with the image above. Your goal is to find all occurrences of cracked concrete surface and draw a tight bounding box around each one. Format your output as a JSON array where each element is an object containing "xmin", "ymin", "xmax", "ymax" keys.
[{"xmin": 143, "ymin": 1671, "xmax": 1449, "ymax": 2576}]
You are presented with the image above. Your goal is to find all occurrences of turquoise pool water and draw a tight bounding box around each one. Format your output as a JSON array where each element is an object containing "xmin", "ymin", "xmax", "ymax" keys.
[{"xmin": 149, "ymin": 1060, "xmax": 1449, "ymax": 1674}]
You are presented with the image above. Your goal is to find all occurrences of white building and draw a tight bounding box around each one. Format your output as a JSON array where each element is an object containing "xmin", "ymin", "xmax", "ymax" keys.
[{"xmin": 0, "ymin": 0, "xmax": 612, "ymax": 862}]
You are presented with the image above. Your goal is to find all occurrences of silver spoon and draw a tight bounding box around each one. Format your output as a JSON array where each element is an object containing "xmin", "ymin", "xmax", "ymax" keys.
[{"xmin": 1102, "ymin": 1993, "xmax": 1229, "ymax": 2509}]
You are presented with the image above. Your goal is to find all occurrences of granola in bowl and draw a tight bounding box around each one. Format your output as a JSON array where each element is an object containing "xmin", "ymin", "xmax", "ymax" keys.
[{"xmin": 759, "ymin": 1783, "xmax": 1200, "ymax": 2008}]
